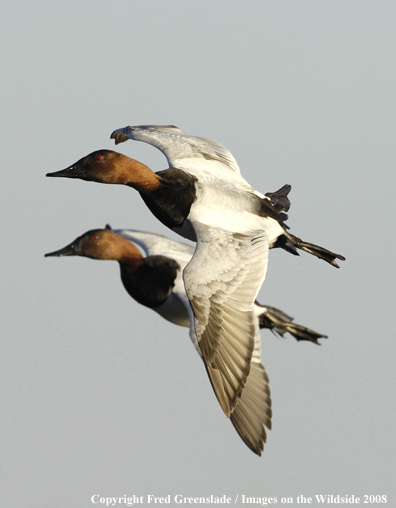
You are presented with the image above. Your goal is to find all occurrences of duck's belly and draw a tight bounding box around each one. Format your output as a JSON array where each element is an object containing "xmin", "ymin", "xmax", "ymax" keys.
[{"xmin": 188, "ymin": 186, "xmax": 284, "ymax": 246}]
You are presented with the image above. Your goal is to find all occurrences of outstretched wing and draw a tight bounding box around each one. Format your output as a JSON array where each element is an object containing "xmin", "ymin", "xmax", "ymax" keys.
[
  {"xmin": 110, "ymin": 124, "xmax": 242, "ymax": 175},
  {"xmin": 230, "ymin": 324, "xmax": 272, "ymax": 456},
  {"xmin": 113, "ymin": 228, "xmax": 195, "ymax": 260},
  {"xmin": 115, "ymin": 225, "xmax": 272, "ymax": 454},
  {"xmin": 183, "ymin": 223, "xmax": 269, "ymax": 418}
]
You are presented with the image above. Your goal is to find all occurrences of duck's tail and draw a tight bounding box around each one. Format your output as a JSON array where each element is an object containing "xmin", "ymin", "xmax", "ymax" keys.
[
  {"xmin": 265, "ymin": 184, "xmax": 291, "ymax": 225},
  {"xmin": 283, "ymin": 231, "xmax": 345, "ymax": 268},
  {"xmin": 254, "ymin": 303, "xmax": 327, "ymax": 345}
]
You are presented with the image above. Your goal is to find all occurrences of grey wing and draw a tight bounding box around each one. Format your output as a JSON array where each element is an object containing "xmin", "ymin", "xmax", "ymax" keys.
[
  {"xmin": 183, "ymin": 222, "xmax": 269, "ymax": 418},
  {"xmin": 230, "ymin": 322, "xmax": 272, "ymax": 456},
  {"xmin": 113, "ymin": 229, "xmax": 195, "ymax": 259},
  {"xmin": 110, "ymin": 124, "xmax": 242, "ymax": 174}
]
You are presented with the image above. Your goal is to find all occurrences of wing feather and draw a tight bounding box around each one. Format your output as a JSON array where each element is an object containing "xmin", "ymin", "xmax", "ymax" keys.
[
  {"xmin": 111, "ymin": 227, "xmax": 273, "ymax": 454},
  {"xmin": 183, "ymin": 223, "xmax": 269, "ymax": 417},
  {"xmin": 230, "ymin": 327, "xmax": 272, "ymax": 456},
  {"xmin": 113, "ymin": 228, "xmax": 195, "ymax": 259},
  {"xmin": 110, "ymin": 124, "xmax": 242, "ymax": 174}
]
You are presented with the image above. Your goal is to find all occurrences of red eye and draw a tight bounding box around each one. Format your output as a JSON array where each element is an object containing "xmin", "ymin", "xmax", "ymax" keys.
[
  {"xmin": 93, "ymin": 235, "xmax": 99, "ymax": 240},
  {"xmin": 97, "ymin": 155, "xmax": 103, "ymax": 161}
]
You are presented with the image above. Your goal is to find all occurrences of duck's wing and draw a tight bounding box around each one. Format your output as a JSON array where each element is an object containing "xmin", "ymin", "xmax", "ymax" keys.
[
  {"xmin": 110, "ymin": 124, "xmax": 242, "ymax": 175},
  {"xmin": 183, "ymin": 222, "xmax": 269, "ymax": 419},
  {"xmin": 230, "ymin": 322, "xmax": 272, "ymax": 456},
  {"xmin": 116, "ymin": 225, "xmax": 272, "ymax": 454},
  {"xmin": 113, "ymin": 228, "xmax": 195, "ymax": 259}
]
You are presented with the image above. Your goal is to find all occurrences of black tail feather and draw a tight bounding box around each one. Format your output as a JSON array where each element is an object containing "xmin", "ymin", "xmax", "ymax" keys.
[
  {"xmin": 265, "ymin": 184, "xmax": 292, "ymax": 213},
  {"xmin": 284, "ymin": 232, "xmax": 345, "ymax": 268},
  {"xmin": 255, "ymin": 303, "xmax": 327, "ymax": 345}
]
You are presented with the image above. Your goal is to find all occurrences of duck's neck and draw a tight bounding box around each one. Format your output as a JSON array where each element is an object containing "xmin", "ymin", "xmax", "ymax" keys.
[
  {"xmin": 123, "ymin": 158, "xmax": 160, "ymax": 192},
  {"xmin": 114, "ymin": 239, "xmax": 145, "ymax": 270}
]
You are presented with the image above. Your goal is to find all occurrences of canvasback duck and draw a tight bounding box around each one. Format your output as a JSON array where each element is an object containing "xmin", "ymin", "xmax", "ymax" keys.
[
  {"xmin": 46, "ymin": 126, "xmax": 344, "ymax": 451},
  {"xmin": 109, "ymin": 124, "xmax": 345, "ymax": 264},
  {"xmin": 47, "ymin": 125, "xmax": 344, "ymax": 266},
  {"xmin": 45, "ymin": 227, "xmax": 326, "ymax": 455}
]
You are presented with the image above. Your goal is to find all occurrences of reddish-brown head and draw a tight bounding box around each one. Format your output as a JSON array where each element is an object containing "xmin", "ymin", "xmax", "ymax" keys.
[
  {"xmin": 46, "ymin": 150, "xmax": 159, "ymax": 191},
  {"xmin": 45, "ymin": 228, "xmax": 144, "ymax": 267}
]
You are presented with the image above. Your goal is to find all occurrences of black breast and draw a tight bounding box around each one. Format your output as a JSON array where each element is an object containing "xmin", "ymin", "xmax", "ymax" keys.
[
  {"xmin": 120, "ymin": 255, "xmax": 180, "ymax": 309},
  {"xmin": 138, "ymin": 168, "xmax": 198, "ymax": 230}
]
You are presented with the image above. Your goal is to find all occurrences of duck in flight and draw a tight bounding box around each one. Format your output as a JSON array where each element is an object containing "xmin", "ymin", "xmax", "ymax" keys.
[
  {"xmin": 46, "ymin": 226, "xmax": 327, "ymax": 455},
  {"xmin": 46, "ymin": 125, "xmax": 344, "ymax": 456},
  {"xmin": 47, "ymin": 125, "xmax": 345, "ymax": 267}
]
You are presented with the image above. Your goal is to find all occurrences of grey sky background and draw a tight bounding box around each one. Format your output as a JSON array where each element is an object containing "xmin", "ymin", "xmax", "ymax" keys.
[{"xmin": 1, "ymin": 1, "xmax": 395, "ymax": 507}]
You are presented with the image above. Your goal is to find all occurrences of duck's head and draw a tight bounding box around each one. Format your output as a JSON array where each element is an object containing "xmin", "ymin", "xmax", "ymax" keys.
[
  {"xmin": 45, "ymin": 227, "xmax": 144, "ymax": 265},
  {"xmin": 46, "ymin": 150, "xmax": 159, "ymax": 191}
]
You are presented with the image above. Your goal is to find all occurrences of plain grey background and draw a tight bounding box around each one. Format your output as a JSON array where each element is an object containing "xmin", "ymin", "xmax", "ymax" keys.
[{"xmin": 1, "ymin": 1, "xmax": 394, "ymax": 507}]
